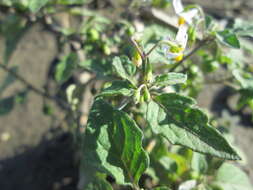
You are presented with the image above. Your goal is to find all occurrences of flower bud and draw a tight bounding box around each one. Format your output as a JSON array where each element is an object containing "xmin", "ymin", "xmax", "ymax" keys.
[
  {"xmin": 102, "ymin": 43, "xmax": 111, "ymax": 55},
  {"xmin": 134, "ymin": 88, "xmax": 141, "ymax": 104},
  {"xmin": 144, "ymin": 61, "xmax": 153, "ymax": 83},
  {"xmin": 202, "ymin": 60, "xmax": 219, "ymax": 73},
  {"xmin": 188, "ymin": 26, "xmax": 197, "ymax": 44},
  {"xmin": 143, "ymin": 86, "xmax": 151, "ymax": 102},
  {"xmin": 132, "ymin": 50, "xmax": 142, "ymax": 67},
  {"xmin": 140, "ymin": 95, "xmax": 145, "ymax": 103},
  {"xmin": 126, "ymin": 26, "xmax": 135, "ymax": 36},
  {"xmin": 87, "ymin": 28, "xmax": 99, "ymax": 41}
]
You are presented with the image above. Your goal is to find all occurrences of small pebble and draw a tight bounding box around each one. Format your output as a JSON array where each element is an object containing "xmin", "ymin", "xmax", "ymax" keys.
[{"xmin": 1, "ymin": 132, "xmax": 11, "ymax": 142}]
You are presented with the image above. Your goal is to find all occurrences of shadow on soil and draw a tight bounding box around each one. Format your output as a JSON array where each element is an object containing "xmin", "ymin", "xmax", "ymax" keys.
[
  {"xmin": 0, "ymin": 133, "xmax": 78, "ymax": 190},
  {"xmin": 210, "ymin": 86, "xmax": 253, "ymax": 127}
]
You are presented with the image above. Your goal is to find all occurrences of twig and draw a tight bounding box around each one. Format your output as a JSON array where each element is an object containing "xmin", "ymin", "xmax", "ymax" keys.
[
  {"xmin": 145, "ymin": 42, "xmax": 161, "ymax": 57},
  {"xmin": 130, "ymin": 37, "xmax": 145, "ymax": 60},
  {"xmin": 0, "ymin": 63, "xmax": 72, "ymax": 112}
]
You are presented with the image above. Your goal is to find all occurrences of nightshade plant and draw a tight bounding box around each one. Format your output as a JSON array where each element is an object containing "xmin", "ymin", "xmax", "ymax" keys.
[
  {"xmin": 78, "ymin": 1, "xmax": 248, "ymax": 189},
  {"xmin": 1, "ymin": 0, "xmax": 253, "ymax": 190}
]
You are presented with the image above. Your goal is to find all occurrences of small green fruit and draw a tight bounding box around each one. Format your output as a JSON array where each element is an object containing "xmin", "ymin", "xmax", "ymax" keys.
[
  {"xmin": 202, "ymin": 60, "xmax": 219, "ymax": 73},
  {"xmin": 126, "ymin": 26, "xmax": 135, "ymax": 36},
  {"xmin": 189, "ymin": 65, "xmax": 199, "ymax": 78},
  {"xmin": 87, "ymin": 28, "xmax": 99, "ymax": 41},
  {"xmin": 143, "ymin": 86, "xmax": 151, "ymax": 102},
  {"xmin": 102, "ymin": 44, "xmax": 111, "ymax": 55},
  {"xmin": 144, "ymin": 61, "xmax": 153, "ymax": 83}
]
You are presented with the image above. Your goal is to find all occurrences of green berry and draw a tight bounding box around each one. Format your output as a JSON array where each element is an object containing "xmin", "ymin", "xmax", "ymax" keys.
[
  {"xmin": 102, "ymin": 44, "xmax": 111, "ymax": 55},
  {"xmin": 126, "ymin": 26, "xmax": 135, "ymax": 36},
  {"xmin": 143, "ymin": 86, "xmax": 151, "ymax": 102},
  {"xmin": 87, "ymin": 28, "xmax": 99, "ymax": 41},
  {"xmin": 202, "ymin": 60, "xmax": 219, "ymax": 73}
]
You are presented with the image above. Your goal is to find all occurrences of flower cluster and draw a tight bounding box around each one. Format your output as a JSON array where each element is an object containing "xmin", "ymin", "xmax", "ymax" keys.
[
  {"xmin": 164, "ymin": 0, "xmax": 202, "ymax": 62},
  {"xmin": 163, "ymin": 25, "xmax": 188, "ymax": 62}
]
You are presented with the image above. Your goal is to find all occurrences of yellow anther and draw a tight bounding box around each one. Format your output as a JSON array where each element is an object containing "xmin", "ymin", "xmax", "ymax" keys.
[
  {"xmin": 174, "ymin": 53, "xmax": 184, "ymax": 62},
  {"xmin": 178, "ymin": 17, "xmax": 186, "ymax": 26}
]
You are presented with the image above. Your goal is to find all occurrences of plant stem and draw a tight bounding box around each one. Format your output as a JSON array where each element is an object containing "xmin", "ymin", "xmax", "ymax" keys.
[
  {"xmin": 0, "ymin": 63, "xmax": 72, "ymax": 112},
  {"xmin": 130, "ymin": 37, "xmax": 145, "ymax": 60},
  {"xmin": 145, "ymin": 40, "xmax": 173, "ymax": 58},
  {"xmin": 145, "ymin": 42, "xmax": 160, "ymax": 57}
]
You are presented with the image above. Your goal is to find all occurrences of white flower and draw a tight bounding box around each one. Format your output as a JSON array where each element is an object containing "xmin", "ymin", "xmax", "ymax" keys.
[
  {"xmin": 173, "ymin": 0, "xmax": 200, "ymax": 26},
  {"xmin": 163, "ymin": 25, "xmax": 188, "ymax": 62},
  {"xmin": 178, "ymin": 180, "xmax": 197, "ymax": 190}
]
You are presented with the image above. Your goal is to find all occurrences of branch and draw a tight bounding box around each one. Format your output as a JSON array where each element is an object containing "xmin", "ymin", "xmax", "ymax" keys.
[
  {"xmin": 145, "ymin": 42, "xmax": 161, "ymax": 57},
  {"xmin": 130, "ymin": 37, "xmax": 145, "ymax": 60}
]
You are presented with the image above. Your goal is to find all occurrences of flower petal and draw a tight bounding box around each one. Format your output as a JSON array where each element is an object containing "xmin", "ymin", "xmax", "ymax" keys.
[
  {"xmin": 166, "ymin": 52, "xmax": 180, "ymax": 59},
  {"xmin": 175, "ymin": 25, "xmax": 188, "ymax": 49},
  {"xmin": 173, "ymin": 0, "xmax": 184, "ymax": 14},
  {"xmin": 179, "ymin": 8, "xmax": 199, "ymax": 24}
]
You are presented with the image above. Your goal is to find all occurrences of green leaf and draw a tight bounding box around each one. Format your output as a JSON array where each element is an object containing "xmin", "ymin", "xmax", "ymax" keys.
[
  {"xmin": 119, "ymin": 55, "xmax": 136, "ymax": 76},
  {"xmin": 216, "ymin": 30, "xmax": 240, "ymax": 49},
  {"xmin": 233, "ymin": 18, "xmax": 253, "ymax": 37},
  {"xmin": 56, "ymin": 0, "xmax": 87, "ymax": 5},
  {"xmin": 205, "ymin": 15, "xmax": 214, "ymax": 29},
  {"xmin": 99, "ymin": 80, "xmax": 135, "ymax": 97},
  {"xmin": 55, "ymin": 53, "xmax": 78, "ymax": 83},
  {"xmin": 85, "ymin": 175, "xmax": 113, "ymax": 190},
  {"xmin": 142, "ymin": 24, "xmax": 175, "ymax": 45},
  {"xmin": 146, "ymin": 93, "xmax": 240, "ymax": 160},
  {"xmin": 191, "ymin": 152, "xmax": 208, "ymax": 174},
  {"xmin": 1, "ymin": 14, "xmax": 28, "ymax": 64},
  {"xmin": 153, "ymin": 73, "xmax": 187, "ymax": 87},
  {"xmin": 153, "ymin": 186, "xmax": 172, "ymax": 190},
  {"xmin": 28, "ymin": 0, "xmax": 49, "ymax": 12},
  {"xmin": 79, "ymin": 56, "xmax": 113, "ymax": 76},
  {"xmin": 144, "ymin": 43, "xmax": 168, "ymax": 64},
  {"xmin": 83, "ymin": 99, "xmax": 149, "ymax": 186},
  {"xmin": 112, "ymin": 56, "xmax": 136, "ymax": 85},
  {"xmin": 15, "ymin": 90, "xmax": 27, "ymax": 104},
  {"xmin": 237, "ymin": 89, "xmax": 253, "ymax": 109},
  {"xmin": 0, "ymin": 96, "xmax": 15, "ymax": 116},
  {"xmin": 213, "ymin": 163, "xmax": 253, "ymax": 190},
  {"xmin": 233, "ymin": 70, "xmax": 253, "ymax": 89}
]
